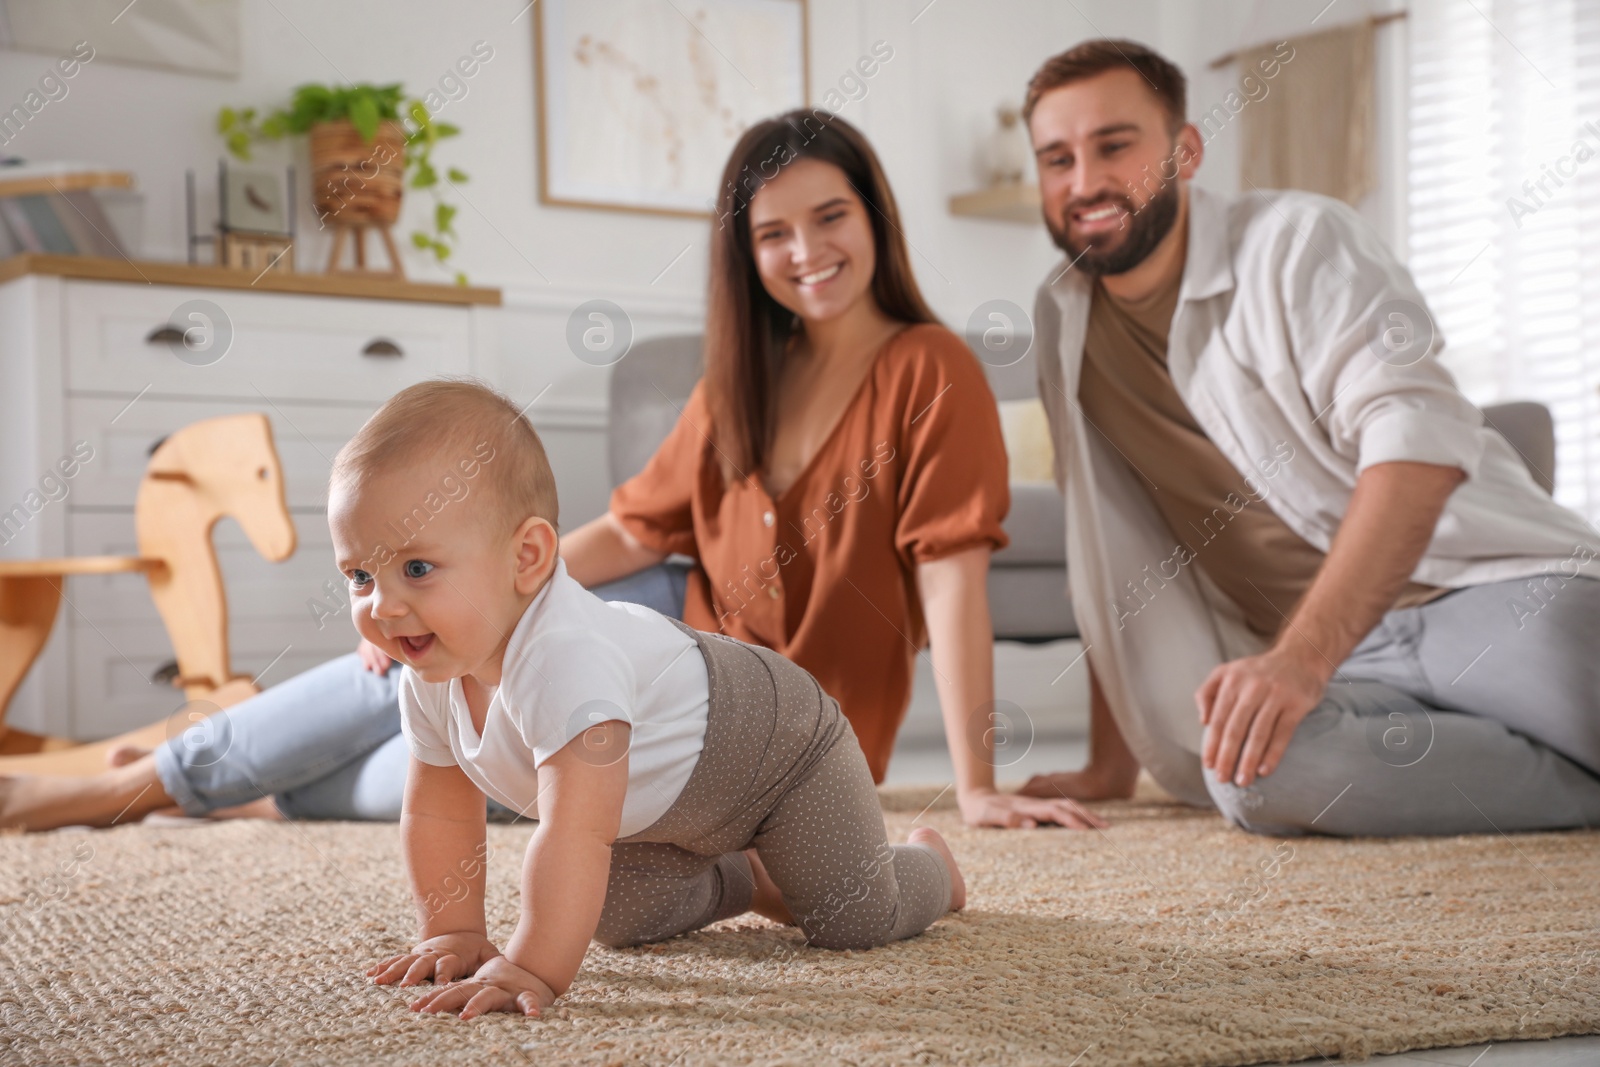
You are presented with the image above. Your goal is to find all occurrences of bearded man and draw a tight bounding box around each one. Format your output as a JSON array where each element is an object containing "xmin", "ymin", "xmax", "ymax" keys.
[{"xmin": 1017, "ymin": 39, "xmax": 1600, "ymax": 835}]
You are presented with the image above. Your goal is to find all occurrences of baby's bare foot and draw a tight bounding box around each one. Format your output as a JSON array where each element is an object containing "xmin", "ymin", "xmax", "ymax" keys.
[
  {"xmin": 743, "ymin": 847, "xmax": 794, "ymax": 925},
  {"xmin": 105, "ymin": 744, "xmax": 151, "ymax": 768},
  {"xmin": 908, "ymin": 827, "xmax": 965, "ymax": 912}
]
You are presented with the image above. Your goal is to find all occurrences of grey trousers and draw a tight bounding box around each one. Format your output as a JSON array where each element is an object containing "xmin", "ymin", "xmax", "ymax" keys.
[
  {"xmin": 1206, "ymin": 576, "xmax": 1600, "ymax": 836},
  {"xmin": 592, "ymin": 617, "xmax": 952, "ymax": 951}
]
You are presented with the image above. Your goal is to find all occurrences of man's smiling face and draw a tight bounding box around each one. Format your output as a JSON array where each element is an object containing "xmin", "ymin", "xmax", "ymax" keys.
[{"xmin": 1028, "ymin": 66, "xmax": 1202, "ymax": 275}]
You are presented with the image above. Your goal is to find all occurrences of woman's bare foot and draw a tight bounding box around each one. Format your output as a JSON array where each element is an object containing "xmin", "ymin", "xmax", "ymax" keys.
[
  {"xmin": 208, "ymin": 796, "xmax": 284, "ymax": 821},
  {"xmin": 104, "ymin": 747, "xmax": 198, "ymax": 819},
  {"xmin": 105, "ymin": 743, "xmax": 151, "ymax": 768},
  {"xmin": 0, "ymin": 754, "xmax": 174, "ymax": 832},
  {"xmin": 100, "ymin": 745, "xmax": 281, "ymax": 821},
  {"xmin": 908, "ymin": 827, "xmax": 966, "ymax": 911},
  {"xmin": 743, "ymin": 848, "xmax": 795, "ymax": 925}
]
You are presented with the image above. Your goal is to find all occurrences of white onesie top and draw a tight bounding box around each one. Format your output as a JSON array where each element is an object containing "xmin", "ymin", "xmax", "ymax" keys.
[{"xmin": 398, "ymin": 557, "xmax": 710, "ymax": 837}]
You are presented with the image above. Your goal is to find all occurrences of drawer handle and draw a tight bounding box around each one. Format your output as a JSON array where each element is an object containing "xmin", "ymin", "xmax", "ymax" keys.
[
  {"xmin": 151, "ymin": 659, "xmax": 180, "ymax": 686},
  {"xmin": 363, "ymin": 338, "xmax": 404, "ymax": 357},
  {"xmin": 145, "ymin": 325, "xmax": 186, "ymax": 345}
]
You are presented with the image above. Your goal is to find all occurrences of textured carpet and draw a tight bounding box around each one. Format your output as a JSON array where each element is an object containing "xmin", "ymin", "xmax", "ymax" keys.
[{"xmin": 1, "ymin": 781, "xmax": 1597, "ymax": 1067}]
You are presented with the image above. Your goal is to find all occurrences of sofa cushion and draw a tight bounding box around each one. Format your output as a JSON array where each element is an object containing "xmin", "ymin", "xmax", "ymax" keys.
[
  {"xmin": 987, "ymin": 563, "xmax": 1077, "ymax": 640},
  {"xmin": 607, "ymin": 334, "xmax": 704, "ymax": 486},
  {"xmin": 996, "ymin": 482, "xmax": 1067, "ymax": 565}
]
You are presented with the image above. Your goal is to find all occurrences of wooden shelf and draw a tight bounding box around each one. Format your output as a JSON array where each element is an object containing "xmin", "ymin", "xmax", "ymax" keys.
[
  {"xmin": 0, "ymin": 170, "xmax": 134, "ymax": 199},
  {"xmin": 0, "ymin": 556, "xmax": 163, "ymax": 578},
  {"xmin": 949, "ymin": 184, "xmax": 1042, "ymax": 224},
  {"xmin": 0, "ymin": 252, "xmax": 501, "ymax": 306}
]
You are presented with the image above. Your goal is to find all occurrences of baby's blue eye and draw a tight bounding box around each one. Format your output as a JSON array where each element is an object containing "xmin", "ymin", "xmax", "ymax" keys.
[
  {"xmin": 404, "ymin": 560, "xmax": 434, "ymax": 579},
  {"xmin": 348, "ymin": 569, "xmax": 372, "ymax": 587}
]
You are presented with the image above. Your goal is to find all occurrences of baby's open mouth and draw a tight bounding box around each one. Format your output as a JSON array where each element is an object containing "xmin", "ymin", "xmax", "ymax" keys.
[{"xmin": 398, "ymin": 633, "xmax": 435, "ymax": 657}]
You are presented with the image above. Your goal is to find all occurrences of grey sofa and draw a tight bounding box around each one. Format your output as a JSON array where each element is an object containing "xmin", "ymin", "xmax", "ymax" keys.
[{"xmin": 607, "ymin": 334, "xmax": 1557, "ymax": 643}]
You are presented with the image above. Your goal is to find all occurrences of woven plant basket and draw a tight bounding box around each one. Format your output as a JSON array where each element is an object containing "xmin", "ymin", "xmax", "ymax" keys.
[{"xmin": 308, "ymin": 118, "xmax": 405, "ymax": 226}]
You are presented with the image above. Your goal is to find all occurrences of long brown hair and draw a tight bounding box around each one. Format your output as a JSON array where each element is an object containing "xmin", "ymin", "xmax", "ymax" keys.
[{"xmin": 703, "ymin": 109, "xmax": 938, "ymax": 484}]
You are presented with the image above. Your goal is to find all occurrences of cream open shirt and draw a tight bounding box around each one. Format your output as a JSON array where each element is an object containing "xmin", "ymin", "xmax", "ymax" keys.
[{"xmin": 1036, "ymin": 184, "xmax": 1600, "ymax": 807}]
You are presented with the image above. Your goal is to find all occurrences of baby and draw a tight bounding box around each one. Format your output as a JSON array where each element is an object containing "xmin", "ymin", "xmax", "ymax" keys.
[{"xmin": 331, "ymin": 378, "xmax": 964, "ymax": 1019}]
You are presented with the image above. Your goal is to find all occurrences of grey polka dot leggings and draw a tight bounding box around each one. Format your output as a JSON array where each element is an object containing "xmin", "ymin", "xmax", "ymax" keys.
[{"xmin": 592, "ymin": 617, "xmax": 952, "ymax": 952}]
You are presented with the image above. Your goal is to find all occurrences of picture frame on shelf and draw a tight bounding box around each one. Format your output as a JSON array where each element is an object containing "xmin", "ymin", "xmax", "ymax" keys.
[
  {"xmin": 221, "ymin": 166, "xmax": 288, "ymax": 235},
  {"xmin": 190, "ymin": 160, "xmax": 296, "ymax": 272}
]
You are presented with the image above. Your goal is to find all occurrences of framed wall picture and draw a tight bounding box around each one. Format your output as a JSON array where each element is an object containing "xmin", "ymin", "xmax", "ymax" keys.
[
  {"xmin": 0, "ymin": 0, "xmax": 241, "ymax": 77},
  {"xmin": 535, "ymin": 0, "xmax": 809, "ymax": 218}
]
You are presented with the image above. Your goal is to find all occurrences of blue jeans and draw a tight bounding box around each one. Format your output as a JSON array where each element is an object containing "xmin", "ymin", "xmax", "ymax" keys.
[{"xmin": 153, "ymin": 562, "xmax": 692, "ymax": 820}]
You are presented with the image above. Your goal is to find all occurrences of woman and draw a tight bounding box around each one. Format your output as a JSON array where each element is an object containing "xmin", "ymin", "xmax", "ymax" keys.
[{"xmin": 0, "ymin": 111, "xmax": 1100, "ymax": 833}]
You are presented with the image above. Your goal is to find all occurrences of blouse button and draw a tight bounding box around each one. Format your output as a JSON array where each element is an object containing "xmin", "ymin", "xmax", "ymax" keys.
[
  {"xmin": 767, "ymin": 585, "xmax": 780, "ymax": 599},
  {"xmin": 762, "ymin": 510, "xmax": 775, "ymax": 527}
]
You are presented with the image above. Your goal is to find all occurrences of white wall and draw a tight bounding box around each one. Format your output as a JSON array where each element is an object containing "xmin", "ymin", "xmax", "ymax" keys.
[
  {"xmin": 1158, "ymin": 0, "xmax": 1411, "ymax": 255},
  {"xmin": 2, "ymin": 0, "xmax": 1410, "ymax": 521},
  {"xmin": 0, "ymin": 0, "xmax": 1193, "ymax": 523}
]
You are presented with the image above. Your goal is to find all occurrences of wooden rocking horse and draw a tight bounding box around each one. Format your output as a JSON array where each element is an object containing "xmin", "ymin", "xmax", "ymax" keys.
[{"xmin": 0, "ymin": 413, "xmax": 296, "ymax": 776}]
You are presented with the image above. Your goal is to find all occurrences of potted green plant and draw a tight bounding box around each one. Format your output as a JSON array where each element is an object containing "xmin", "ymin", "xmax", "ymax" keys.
[{"xmin": 217, "ymin": 83, "xmax": 469, "ymax": 283}]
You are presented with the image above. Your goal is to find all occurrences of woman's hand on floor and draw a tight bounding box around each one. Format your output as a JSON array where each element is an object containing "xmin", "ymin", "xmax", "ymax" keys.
[
  {"xmin": 356, "ymin": 638, "xmax": 393, "ymax": 673},
  {"xmin": 367, "ymin": 931, "xmax": 501, "ymax": 987},
  {"xmin": 957, "ymin": 786, "xmax": 1108, "ymax": 830},
  {"xmin": 405, "ymin": 954, "xmax": 559, "ymax": 1019}
]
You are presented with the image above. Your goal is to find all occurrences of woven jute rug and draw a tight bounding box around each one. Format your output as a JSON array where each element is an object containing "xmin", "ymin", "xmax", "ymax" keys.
[{"xmin": 1, "ymin": 781, "xmax": 1596, "ymax": 1066}]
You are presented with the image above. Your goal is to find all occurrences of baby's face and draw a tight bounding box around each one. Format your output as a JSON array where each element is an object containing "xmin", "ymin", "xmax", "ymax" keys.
[{"xmin": 329, "ymin": 466, "xmax": 523, "ymax": 685}]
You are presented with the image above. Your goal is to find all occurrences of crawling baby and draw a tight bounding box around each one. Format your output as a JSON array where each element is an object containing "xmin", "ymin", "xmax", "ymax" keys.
[{"xmin": 329, "ymin": 377, "xmax": 964, "ymax": 1018}]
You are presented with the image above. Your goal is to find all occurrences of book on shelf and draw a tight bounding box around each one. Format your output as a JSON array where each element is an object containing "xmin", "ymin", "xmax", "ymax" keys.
[
  {"xmin": 1, "ymin": 196, "xmax": 75, "ymax": 254},
  {"xmin": 0, "ymin": 161, "xmax": 136, "ymax": 259}
]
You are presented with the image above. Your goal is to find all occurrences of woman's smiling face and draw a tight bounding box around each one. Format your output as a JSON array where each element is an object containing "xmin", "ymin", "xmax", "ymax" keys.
[{"xmin": 748, "ymin": 157, "xmax": 879, "ymax": 326}]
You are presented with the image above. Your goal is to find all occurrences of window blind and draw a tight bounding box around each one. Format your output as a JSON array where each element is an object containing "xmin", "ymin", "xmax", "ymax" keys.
[{"xmin": 1407, "ymin": 0, "xmax": 1600, "ymax": 518}]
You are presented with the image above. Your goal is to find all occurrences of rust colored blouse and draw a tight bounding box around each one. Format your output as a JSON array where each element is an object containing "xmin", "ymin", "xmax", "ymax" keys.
[{"xmin": 609, "ymin": 323, "xmax": 1011, "ymax": 782}]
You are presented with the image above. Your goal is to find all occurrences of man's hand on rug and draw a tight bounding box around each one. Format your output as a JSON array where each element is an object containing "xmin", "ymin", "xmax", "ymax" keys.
[
  {"xmin": 357, "ymin": 637, "xmax": 393, "ymax": 673},
  {"xmin": 367, "ymin": 931, "xmax": 502, "ymax": 988},
  {"xmin": 1197, "ymin": 648, "xmax": 1328, "ymax": 787},
  {"xmin": 958, "ymin": 786, "xmax": 1108, "ymax": 830},
  {"xmin": 406, "ymin": 954, "xmax": 559, "ymax": 1020}
]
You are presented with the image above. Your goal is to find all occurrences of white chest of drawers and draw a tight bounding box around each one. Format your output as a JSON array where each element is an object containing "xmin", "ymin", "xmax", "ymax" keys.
[{"xmin": 0, "ymin": 255, "xmax": 500, "ymax": 739}]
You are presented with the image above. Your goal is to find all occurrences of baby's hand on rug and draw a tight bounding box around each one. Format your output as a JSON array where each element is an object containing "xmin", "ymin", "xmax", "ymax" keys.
[
  {"xmin": 406, "ymin": 954, "xmax": 558, "ymax": 1019},
  {"xmin": 367, "ymin": 931, "xmax": 501, "ymax": 987}
]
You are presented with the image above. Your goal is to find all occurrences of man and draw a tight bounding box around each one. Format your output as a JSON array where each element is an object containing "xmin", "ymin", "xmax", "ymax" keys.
[{"xmin": 1015, "ymin": 39, "xmax": 1600, "ymax": 835}]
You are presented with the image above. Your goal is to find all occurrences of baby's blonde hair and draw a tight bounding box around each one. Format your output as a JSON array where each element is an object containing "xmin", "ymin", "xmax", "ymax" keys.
[{"xmin": 330, "ymin": 377, "xmax": 559, "ymax": 548}]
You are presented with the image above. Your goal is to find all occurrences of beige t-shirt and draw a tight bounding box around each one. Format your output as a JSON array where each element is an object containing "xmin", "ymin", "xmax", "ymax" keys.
[{"xmin": 1076, "ymin": 245, "xmax": 1444, "ymax": 639}]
